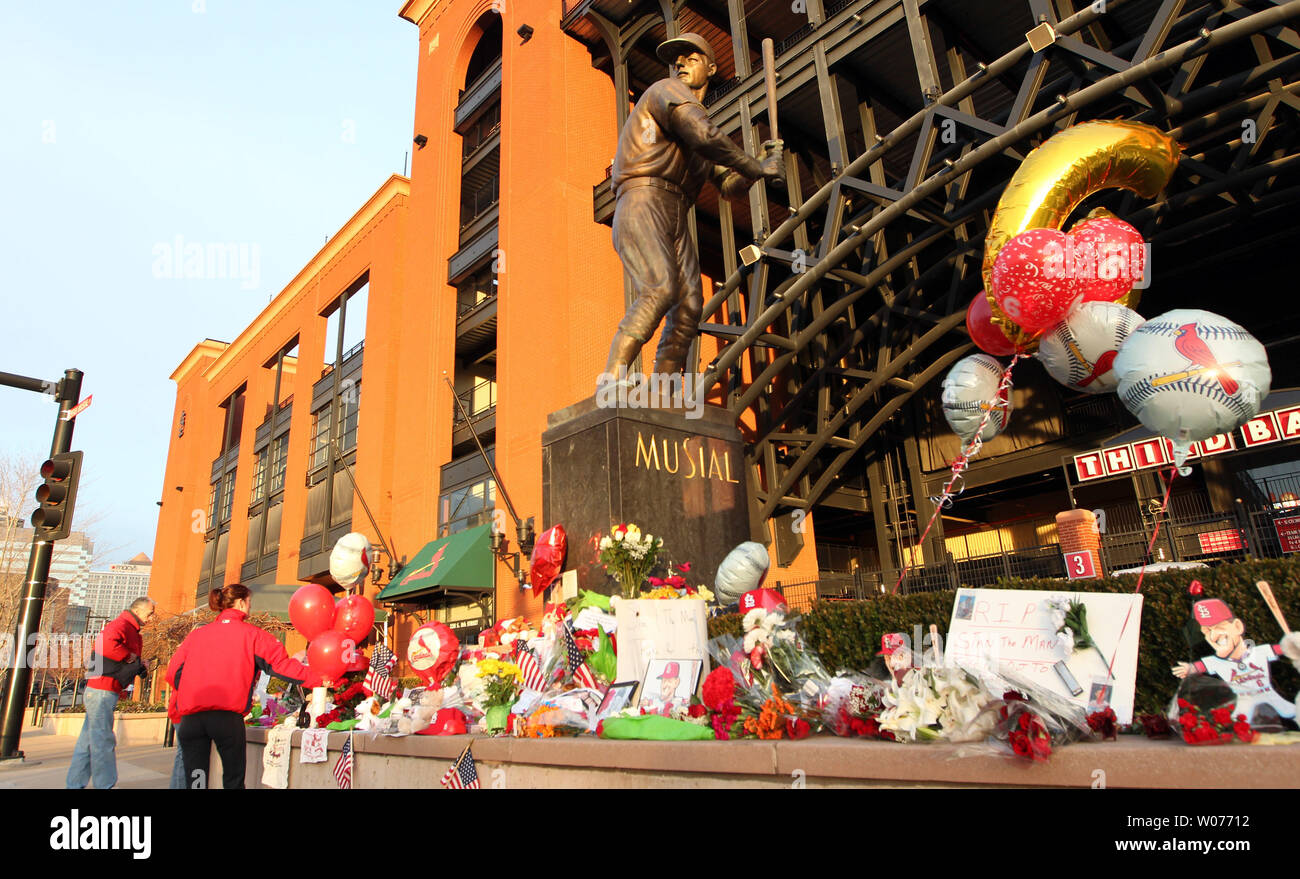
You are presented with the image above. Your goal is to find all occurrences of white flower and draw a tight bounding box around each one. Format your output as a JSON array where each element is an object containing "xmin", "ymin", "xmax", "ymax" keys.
[
  {"xmin": 742, "ymin": 609, "xmax": 766, "ymax": 631},
  {"xmin": 1059, "ymin": 627, "xmax": 1076, "ymax": 654},
  {"xmin": 599, "ymin": 536, "xmax": 612, "ymax": 550}
]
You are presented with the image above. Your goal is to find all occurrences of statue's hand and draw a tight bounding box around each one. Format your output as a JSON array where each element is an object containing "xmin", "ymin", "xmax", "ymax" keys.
[{"xmin": 759, "ymin": 139, "xmax": 784, "ymax": 178}]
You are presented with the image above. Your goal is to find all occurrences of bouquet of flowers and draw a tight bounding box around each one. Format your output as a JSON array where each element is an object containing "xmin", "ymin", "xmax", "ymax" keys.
[
  {"xmin": 476, "ymin": 657, "xmax": 524, "ymax": 708},
  {"xmin": 1170, "ymin": 674, "xmax": 1258, "ymax": 746},
  {"xmin": 740, "ymin": 608, "xmax": 835, "ymax": 713},
  {"xmin": 878, "ymin": 666, "xmax": 999, "ymax": 743},
  {"xmin": 643, "ymin": 562, "xmax": 715, "ymax": 601},
  {"xmin": 977, "ymin": 671, "xmax": 1092, "ymax": 762},
  {"xmin": 825, "ymin": 674, "xmax": 894, "ymax": 740},
  {"xmin": 598, "ymin": 522, "xmax": 663, "ymax": 599}
]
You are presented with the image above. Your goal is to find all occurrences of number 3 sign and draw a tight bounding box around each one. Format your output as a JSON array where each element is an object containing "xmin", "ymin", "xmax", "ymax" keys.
[{"xmin": 1063, "ymin": 550, "xmax": 1098, "ymax": 580}]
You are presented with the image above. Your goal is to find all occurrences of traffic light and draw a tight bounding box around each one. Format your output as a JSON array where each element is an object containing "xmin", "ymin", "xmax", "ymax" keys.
[{"xmin": 31, "ymin": 451, "xmax": 83, "ymax": 541}]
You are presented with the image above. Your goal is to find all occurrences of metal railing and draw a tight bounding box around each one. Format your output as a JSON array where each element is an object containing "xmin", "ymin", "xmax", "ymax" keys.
[
  {"xmin": 460, "ymin": 179, "xmax": 500, "ymax": 231},
  {"xmin": 453, "ymin": 379, "xmax": 497, "ymax": 423},
  {"xmin": 796, "ymin": 499, "xmax": 1295, "ymax": 598},
  {"xmin": 457, "ymin": 292, "xmax": 495, "ymax": 319}
]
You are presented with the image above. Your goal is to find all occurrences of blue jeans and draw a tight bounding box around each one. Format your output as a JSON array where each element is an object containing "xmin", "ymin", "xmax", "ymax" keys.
[
  {"xmin": 169, "ymin": 745, "xmax": 186, "ymax": 789},
  {"xmin": 66, "ymin": 687, "xmax": 119, "ymax": 789}
]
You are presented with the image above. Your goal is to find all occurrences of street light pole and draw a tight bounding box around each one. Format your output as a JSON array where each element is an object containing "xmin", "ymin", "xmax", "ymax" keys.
[{"xmin": 0, "ymin": 368, "xmax": 83, "ymax": 761}]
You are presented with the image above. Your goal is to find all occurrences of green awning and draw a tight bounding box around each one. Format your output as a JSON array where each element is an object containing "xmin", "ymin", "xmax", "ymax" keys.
[{"xmin": 378, "ymin": 522, "xmax": 495, "ymax": 602}]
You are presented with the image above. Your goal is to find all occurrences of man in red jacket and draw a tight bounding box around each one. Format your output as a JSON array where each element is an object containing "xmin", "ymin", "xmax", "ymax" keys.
[
  {"xmin": 167, "ymin": 584, "xmax": 321, "ymax": 789},
  {"xmin": 66, "ymin": 597, "xmax": 155, "ymax": 789}
]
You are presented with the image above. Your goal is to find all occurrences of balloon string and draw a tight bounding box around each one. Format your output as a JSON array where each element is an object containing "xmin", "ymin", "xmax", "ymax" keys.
[
  {"xmin": 1134, "ymin": 466, "xmax": 1177, "ymax": 595},
  {"xmin": 891, "ymin": 354, "xmax": 1024, "ymax": 595},
  {"xmin": 1095, "ymin": 466, "xmax": 1179, "ymax": 680}
]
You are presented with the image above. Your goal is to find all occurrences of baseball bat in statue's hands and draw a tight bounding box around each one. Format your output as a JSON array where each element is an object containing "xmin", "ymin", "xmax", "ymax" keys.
[{"xmin": 761, "ymin": 38, "xmax": 785, "ymax": 192}]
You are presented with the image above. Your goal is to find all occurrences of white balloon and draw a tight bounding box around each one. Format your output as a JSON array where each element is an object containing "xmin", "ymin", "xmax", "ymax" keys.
[
  {"xmin": 1114, "ymin": 309, "xmax": 1270, "ymax": 470},
  {"xmin": 329, "ymin": 532, "xmax": 372, "ymax": 588},
  {"xmin": 714, "ymin": 542, "xmax": 770, "ymax": 605},
  {"xmin": 1037, "ymin": 301, "xmax": 1145, "ymax": 394},
  {"xmin": 941, "ymin": 354, "xmax": 1012, "ymax": 444}
]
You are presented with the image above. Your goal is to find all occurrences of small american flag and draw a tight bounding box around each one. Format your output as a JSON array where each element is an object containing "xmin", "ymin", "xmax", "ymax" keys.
[
  {"xmin": 365, "ymin": 643, "xmax": 397, "ymax": 701},
  {"xmin": 564, "ymin": 620, "xmax": 598, "ymax": 689},
  {"xmin": 514, "ymin": 642, "xmax": 547, "ymax": 692},
  {"xmin": 441, "ymin": 743, "xmax": 480, "ymax": 789},
  {"xmin": 333, "ymin": 733, "xmax": 354, "ymax": 789}
]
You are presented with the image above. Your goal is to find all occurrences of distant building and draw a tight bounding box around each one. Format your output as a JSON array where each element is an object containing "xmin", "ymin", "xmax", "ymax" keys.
[
  {"xmin": 82, "ymin": 553, "xmax": 153, "ymax": 623},
  {"xmin": 0, "ymin": 515, "xmax": 95, "ymax": 607}
]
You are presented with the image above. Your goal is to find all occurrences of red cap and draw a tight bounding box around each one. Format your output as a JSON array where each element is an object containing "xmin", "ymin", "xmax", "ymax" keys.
[
  {"xmin": 740, "ymin": 588, "xmax": 787, "ymax": 613},
  {"xmin": 1192, "ymin": 599, "xmax": 1234, "ymax": 626},
  {"xmin": 878, "ymin": 632, "xmax": 907, "ymax": 656},
  {"xmin": 658, "ymin": 661, "xmax": 681, "ymax": 679}
]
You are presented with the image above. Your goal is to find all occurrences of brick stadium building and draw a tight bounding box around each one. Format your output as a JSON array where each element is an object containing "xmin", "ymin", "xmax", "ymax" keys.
[{"xmin": 152, "ymin": 0, "xmax": 1300, "ymax": 654}]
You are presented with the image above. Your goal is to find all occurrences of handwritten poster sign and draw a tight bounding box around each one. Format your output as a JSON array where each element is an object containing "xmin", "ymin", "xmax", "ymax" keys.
[
  {"xmin": 614, "ymin": 599, "xmax": 708, "ymax": 704},
  {"xmin": 944, "ymin": 588, "xmax": 1144, "ymax": 724}
]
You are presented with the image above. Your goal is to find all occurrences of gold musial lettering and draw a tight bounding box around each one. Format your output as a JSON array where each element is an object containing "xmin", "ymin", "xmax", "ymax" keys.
[{"xmin": 634, "ymin": 431, "xmax": 740, "ymax": 484}]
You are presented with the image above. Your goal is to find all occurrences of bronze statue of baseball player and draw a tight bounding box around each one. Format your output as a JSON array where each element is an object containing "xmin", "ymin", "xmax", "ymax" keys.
[{"xmin": 603, "ymin": 32, "xmax": 784, "ymax": 382}]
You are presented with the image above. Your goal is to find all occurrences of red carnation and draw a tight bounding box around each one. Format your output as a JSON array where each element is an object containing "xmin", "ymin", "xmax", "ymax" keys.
[
  {"xmin": 1210, "ymin": 707, "xmax": 1233, "ymax": 726},
  {"xmin": 1009, "ymin": 730, "xmax": 1031, "ymax": 759},
  {"xmin": 1177, "ymin": 698, "xmax": 1194, "ymax": 711},
  {"xmin": 1233, "ymin": 719, "xmax": 1257, "ymax": 743},
  {"xmin": 687, "ymin": 703, "xmax": 707, "ymax": 719},
  {"xmin": 1087, "ymin": 708, "xmax": 1118, "ymax": 741},
  {"xmin": 786, "ymin": 717, "xmax": 811, "ymax": 740},
  {"xmin": 702, "ymin": 667, "xmax": 737, "ymax": 712}
]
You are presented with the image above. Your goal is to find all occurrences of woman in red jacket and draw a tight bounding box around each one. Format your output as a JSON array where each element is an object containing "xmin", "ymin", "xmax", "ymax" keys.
[{"xmin": 166, "ymin": 583, "xmax": 322, "ymax": 789}]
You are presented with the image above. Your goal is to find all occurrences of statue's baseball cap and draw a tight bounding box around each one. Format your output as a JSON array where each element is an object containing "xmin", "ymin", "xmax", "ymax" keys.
[
  {"xmin": 656, "ymin": 32, "xmax": 717, "ymax": 68},
  {"xmin": 1192, "ymin": 598, "xmax": 1234, "ymax": 626}
]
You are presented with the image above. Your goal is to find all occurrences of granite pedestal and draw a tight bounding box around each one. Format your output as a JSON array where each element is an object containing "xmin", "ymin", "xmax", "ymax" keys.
[{"xmin": 542, "ymin": 395, "xmax": 750, "ymax": 595}]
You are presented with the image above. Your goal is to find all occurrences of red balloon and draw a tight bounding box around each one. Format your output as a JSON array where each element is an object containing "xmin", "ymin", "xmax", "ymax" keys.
[
  {"xmin": 407, "ymin": 622, "xmax": 460, "ymax": 687},
  {"xmin": 1068, "ymin": 217, "xmax": 1145, "ymax": 303},
  {"xmin": 307, "ymin": 629, "xmax": 350, "ymax": 686},
  {"xmin": 529, "ymin": 524, "xmax": 567, "ymax": 597},
  {"xmin": 289, "ymin": 584, "xmax": 336, "ymax": 641},
  {"xmin": 966, "ymin": 291, "xmax": 1018, "ymax": 356},
  {"xmin": 991, "ymin": 228, "xmax": 1082, "ymax": 332},
  {"xmin": 334, "ymin": 594, "xmax": 375, "ymax": 645}
]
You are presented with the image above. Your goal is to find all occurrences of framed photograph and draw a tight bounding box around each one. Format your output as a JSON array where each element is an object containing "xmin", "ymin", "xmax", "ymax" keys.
[
  {"xmin": 1087, "ymin": 680, "xmax": 1113, "ymax": 713},
  {"xmin": 637, "ymin": 658, "xmax": 703, "ymax": 714},
  {"xmin": 592, "ymin": 681, "xmax": 638, "ymax": 727}
]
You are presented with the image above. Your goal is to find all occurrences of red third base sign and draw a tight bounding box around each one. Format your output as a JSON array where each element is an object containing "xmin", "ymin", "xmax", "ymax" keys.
[{"xmin": 1063, "ymin": 550, "xmax": 1098, "ymax": 580}]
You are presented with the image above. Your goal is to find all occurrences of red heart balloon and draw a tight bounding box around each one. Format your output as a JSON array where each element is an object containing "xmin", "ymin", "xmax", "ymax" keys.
[
  {"xmin": 334, "ymin": 594, "xmax": 375, "ymax": 645},
  {"xmin": 992, "ymin": 228, "xmax": 1082, "ymax": 332},
  {"xmin": 307, "ymin": 629, "xmax": 351, "ymax": 686},
  {"xmin": 289, "ymin": 584, "xmax": 336, "ymax": 641},
  {"xmin": 966, "ymin": 291, "xmax": 1018, "ymax": 356},
  {"xmin": 1068, "ymin": 217, "xmax": 1145, "ymax": 303}
]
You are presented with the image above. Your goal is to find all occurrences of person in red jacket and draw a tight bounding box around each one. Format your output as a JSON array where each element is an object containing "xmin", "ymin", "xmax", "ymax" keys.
[
  {"xmin": 166, "ymin": 583, "xmax": 322, "ymax": 790},
  {"xmin": 66, "ymin": 597, "xmax": 155, "ymax": 789}
]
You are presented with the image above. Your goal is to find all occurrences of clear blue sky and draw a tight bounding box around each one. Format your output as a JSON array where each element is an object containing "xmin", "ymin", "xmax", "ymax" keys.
[{"xmin": 0, "ymin": 2, "xmax": 417, "ymax": 564}]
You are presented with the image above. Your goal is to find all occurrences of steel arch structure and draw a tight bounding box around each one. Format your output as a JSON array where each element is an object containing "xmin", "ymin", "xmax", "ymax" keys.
[{"xmin": 565, "ymin": 0, "xmax": 1300, "ymax": 564}]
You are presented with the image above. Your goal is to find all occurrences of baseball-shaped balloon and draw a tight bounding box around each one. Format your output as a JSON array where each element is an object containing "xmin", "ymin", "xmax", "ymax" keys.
[
  {"xmin": 1114, "ymin": 309, "xmax": 1270, "ymax": 469},
  {"xmin": 714, "ymin": 542, "xmax": 770, "ymax": 606},
  {"xmin": 941, "ymin": 354, "xmax": 1013, "ymax": 444},
  {"xmin": 966, "ymin": 291, "xmax": 1019, "ymax": 356},
  {"xmin": 991, "ymin": 228, "xmax": 1083, "ymax": 332},
  {"xmin": 1069, "ymin": 216, "xmax": 1146, "ymax": 303},
  {"xmin": 329, "ymin": 532, "xmax": 372, "ymax": 588},
  {"xmin": 1037, "ymin": 302, "xmax": 1145, "ymax": 394}
]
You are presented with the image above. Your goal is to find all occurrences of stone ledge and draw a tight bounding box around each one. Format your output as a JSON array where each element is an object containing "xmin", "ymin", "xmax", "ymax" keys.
[{"xmin": 245, "ymin": 728, "xmax": 1300, "ymax": 788}]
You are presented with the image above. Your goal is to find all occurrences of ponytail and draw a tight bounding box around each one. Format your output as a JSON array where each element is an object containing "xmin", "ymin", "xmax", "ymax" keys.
[{"xmin": 209, "ymin": 583, "xmax": 252, "ymax": 612}]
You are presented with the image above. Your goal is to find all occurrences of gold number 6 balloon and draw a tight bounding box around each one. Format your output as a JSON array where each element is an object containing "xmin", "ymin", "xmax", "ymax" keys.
[{"xmin": 981, "ymin": 120, "xmax": 1181, "ymax": 350}]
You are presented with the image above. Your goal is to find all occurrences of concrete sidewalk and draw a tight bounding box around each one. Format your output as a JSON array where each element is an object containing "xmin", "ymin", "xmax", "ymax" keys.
[{"xmin": 0, "ymin": 728, "xmax": 178, "ymax": 790}]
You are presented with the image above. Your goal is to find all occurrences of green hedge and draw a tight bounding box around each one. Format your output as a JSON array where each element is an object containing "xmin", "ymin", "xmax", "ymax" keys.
[{"xmin": 709, "ymin": 557, "xmax": 1300, "ymax": 717}]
